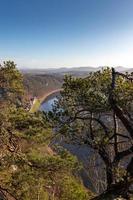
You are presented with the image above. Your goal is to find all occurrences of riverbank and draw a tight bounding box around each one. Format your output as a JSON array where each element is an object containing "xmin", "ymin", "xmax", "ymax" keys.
[{"xmin": 30, "ymin": 89, "xmax": 62, "ymax": 113}]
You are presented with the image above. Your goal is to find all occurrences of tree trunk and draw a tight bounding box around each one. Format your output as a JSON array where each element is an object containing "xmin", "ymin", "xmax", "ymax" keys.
[{"xmin": 106, "ymin": 165, "xmax": 113, "ymax": 189}]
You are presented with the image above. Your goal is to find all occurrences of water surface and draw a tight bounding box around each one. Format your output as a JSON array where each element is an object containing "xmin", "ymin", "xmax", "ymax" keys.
[
  {"xmin": 40, "ymin": 97, "xmax": 58, "ymax": 112},
  {"xmin": 39, "ymin": 92, "xmax": 96, "ymax": 191}
]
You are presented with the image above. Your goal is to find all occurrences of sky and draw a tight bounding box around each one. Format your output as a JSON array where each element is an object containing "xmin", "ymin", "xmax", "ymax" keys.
[{"xmin": 0, "ymin": 0, "xmax": 133, "ymax": 68}]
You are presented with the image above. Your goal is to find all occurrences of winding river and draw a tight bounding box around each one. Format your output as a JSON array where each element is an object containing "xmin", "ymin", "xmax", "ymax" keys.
[{"xmin": 39, "ymin": 90, "xmax": 60, "ymax": 112}]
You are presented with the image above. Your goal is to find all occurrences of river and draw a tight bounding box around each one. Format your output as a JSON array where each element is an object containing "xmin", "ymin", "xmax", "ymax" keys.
[
  {"xmin": 39, "ymin": 91, "xmax": 60, "ymax": 112},
  {"xmin": 39, "ymin": 93, "xmax": 98, "ymax": 193},
  {"xmin": 39, "ymin": 97, "xmax": 58, "ymax": 112}
]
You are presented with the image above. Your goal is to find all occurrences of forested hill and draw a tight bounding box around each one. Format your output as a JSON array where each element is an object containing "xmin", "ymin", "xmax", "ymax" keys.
[
  {"xmin": 23, "ymin": 74, "xmax": 63, "ymax": 98},
  {"xmin": 22, "ymin": 67, "xmax": 133, "ymax": 98},
  {"xmin": 0, "ymin": 61, "xmax": 93, "ymax": 200},
  {"xmin": 1, "ymin": 61, "xmax": 133, "ymax": 200}
]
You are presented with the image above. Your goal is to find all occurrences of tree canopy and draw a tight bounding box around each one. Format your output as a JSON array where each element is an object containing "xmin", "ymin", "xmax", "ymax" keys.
[
  {"xmin": 52, "ymin": 68, "xmax": 133, "ymax": 199},
  {"xmin": 0, "ymin": 61, "xmax": 92, "ymax": 200}
]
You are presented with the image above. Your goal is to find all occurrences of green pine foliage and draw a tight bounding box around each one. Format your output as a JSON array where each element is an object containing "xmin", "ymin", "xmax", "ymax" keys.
[
  {"xmin": 0, "ymin": 61, "xmax": 92, "ymax": 200},
  {"xmin": 52, "ymin": 68, "xmax": 133, "ymax": 199}
]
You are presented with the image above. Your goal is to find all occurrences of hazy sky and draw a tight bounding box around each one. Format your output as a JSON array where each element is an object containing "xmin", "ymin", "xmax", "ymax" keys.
[{"xmin": 0, "ymin": 0, "xmax": 133, "ymax": 68}]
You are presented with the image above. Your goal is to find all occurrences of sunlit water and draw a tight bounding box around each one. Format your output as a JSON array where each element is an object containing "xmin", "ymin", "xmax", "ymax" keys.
[
  {"xmin": 39, "ymin": 94, "xmax": 96, "ymax": 191},
  {"xmin": 39, "ymin": 97, "xmax": 58, "ymax": 112}
]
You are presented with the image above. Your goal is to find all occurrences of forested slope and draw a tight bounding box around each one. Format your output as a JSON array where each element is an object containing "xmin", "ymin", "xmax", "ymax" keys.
[
  {"xmin": 0, "ymin": 61, "xmax": 133, "ymax": 200},
  {"xmin": 23, "ymin": 74, "xmax": 63, "ymax": 98},
  {"xmin": 0, "ymin": 61, "xmax": 93, "ymax": 200}
]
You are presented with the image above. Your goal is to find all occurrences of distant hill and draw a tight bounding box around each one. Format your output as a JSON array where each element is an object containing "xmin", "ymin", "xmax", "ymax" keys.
[
  {"xmin": 122, "ymin": 68, "xmax": 133, "ymax": 73},
  {"xmin": 21, "ymin": 66, "xmax": 95, "ymax": 76},
  {"xmin": 22, "ymin": 66, "xmax": 133, "ymax": 98},
  {"xmin": 21, "ymin": 66, "xmax": 133, "ymax": 76}
]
